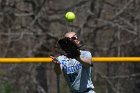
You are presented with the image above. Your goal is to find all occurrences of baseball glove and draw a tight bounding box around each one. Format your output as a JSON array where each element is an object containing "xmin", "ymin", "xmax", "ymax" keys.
[{"xmin": 58, "ymin": 37, "xmax": 80, "ymax": 58}]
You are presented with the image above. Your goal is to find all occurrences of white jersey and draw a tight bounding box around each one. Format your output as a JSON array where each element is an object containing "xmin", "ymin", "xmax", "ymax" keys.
[{"xmin": 56, "ymin": 50, "xmax": 94, "ymax": 92}]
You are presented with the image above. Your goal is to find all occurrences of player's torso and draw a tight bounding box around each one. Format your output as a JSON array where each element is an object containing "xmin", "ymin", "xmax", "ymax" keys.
[
  {"xmin": 57, "ymin": 50, "xmax": 94, "ymax": 92},
  {"xmin": 59, "ymin": 56, "xmax": 82, "ymax": 83}
]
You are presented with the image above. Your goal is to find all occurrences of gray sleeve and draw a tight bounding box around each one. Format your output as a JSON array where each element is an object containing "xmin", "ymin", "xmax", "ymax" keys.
[
  {"xmin": 80, "ymin": 51, "xmax": 92, "ymax": 65},
  {"xmin": 82, "ymin": 51, "xmax": 92, "ymax": 59}
]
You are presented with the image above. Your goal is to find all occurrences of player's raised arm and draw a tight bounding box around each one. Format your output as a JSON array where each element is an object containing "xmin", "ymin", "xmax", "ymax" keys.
[
  {"xmin": 58, "ymin": 32, "xmax": 92, "ymax": 67},
  {"xmin": 76, "ymin": 51, "xmax": 92, "ymax": 67}
]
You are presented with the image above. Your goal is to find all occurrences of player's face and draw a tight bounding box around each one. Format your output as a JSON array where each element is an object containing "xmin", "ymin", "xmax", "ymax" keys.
[{"xmin": 65, "ymin": 32, "xmax": 80, "ymax": 45}]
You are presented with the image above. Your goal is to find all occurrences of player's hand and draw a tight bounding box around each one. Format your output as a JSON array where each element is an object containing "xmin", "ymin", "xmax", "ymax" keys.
[
  {"xmin": 50, "ymin": 56, "xmax": 60, "ymax": 64},
  {"xmin": 50, "ymin": 56, "xmax": 61, "ymax": 75},
  {"xmin": 58, "ymin": 37, "xmax": 80, "ymax": 58}
]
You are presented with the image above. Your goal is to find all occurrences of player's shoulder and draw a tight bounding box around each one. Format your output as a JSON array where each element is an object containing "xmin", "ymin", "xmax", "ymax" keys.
[
  {"xmin": 57, "ymin": 55, "xmax": 67, "ymax": 61},
  {"xmin": 80, "ymin": 50, "xmax": 92, "ymax": 58}
]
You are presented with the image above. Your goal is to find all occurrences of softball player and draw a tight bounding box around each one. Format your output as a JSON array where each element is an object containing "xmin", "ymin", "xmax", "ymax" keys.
[{"xmin": 51, "ymin": 32, "xmax": 96, "ymax": 93}]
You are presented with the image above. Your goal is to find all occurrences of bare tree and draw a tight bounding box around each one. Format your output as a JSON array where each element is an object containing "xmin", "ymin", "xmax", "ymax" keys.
[{"xmin": 0, "ymin": 0, "xmax": 140, "ymax": 93}]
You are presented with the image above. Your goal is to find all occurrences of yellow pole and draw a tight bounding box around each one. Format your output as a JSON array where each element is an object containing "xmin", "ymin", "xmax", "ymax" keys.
[
  {"xmin": 0, "ymin": 58, "xmax": 52, "ymax": 63},
  {"xmin": 92, "ymin": 57, "xmax": 140, "ymax": 62},
  {"xmin": 0, "ymin": 57, "xmax": 139, "ymax": 63}
]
